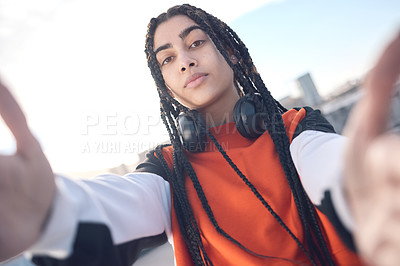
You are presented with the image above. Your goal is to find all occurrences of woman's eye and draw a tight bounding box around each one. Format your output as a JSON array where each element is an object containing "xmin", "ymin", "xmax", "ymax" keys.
[
  {"xmin": 161, "ymin": 56, "xmax": 173, "ymax": 66},
  {"xmin": 190, "ymin": 40, "xmax": 204, "ymax": 48}
]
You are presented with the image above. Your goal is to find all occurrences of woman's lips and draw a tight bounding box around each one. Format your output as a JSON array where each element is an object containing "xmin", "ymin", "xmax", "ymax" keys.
[{"xmin": 184, "ymin": 73, "xmax": 208, "ymax": 88}]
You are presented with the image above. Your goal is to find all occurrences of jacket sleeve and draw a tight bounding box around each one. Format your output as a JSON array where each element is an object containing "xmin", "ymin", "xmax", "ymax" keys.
[
  {"xmin": 27, "ymin": 172, "xmax": 171, "ymax": 266},
  {"xmin": 289, "ymin": 107, "xmax": 356, "ymax": 250}
]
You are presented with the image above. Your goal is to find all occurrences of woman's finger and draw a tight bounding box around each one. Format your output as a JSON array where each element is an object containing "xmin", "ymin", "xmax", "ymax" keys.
[
  {"xmin": 343, "ymin": 32, "xmax": 400, "ymax": 162},
  {"xmin": 0, "ymin": 79, "xmax": 38, "ymax": 154},
  {"xmin": 359, "ymin": 32, "xmax": 400, "ymax": 138}
]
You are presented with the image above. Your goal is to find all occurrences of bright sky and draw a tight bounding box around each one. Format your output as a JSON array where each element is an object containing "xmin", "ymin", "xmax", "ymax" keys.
[{"xmin": 0, "ymin": 0, "xmax": 399, "ymax": 173}]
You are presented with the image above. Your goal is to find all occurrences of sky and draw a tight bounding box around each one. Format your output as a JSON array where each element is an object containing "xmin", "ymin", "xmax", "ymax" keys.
[
  {"xmin": 231, "ymin": 0, "xmax": 400, "ymax": 99},
  {"xmin": 0, "ymin": 0, "xmax": 399, "ymax": 173}
]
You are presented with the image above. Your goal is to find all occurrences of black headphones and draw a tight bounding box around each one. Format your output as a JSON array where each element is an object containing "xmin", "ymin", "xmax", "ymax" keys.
[
  {"xmin": 178, "ymin": 93, "xmax": 267, "ymax": 152},
  {"xmin": 178, "ymin": 110, "xmax": 208, "ymax": 152}
]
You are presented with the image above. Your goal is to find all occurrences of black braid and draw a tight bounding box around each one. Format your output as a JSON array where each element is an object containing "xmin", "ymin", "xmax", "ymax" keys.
[{"xmin": 145, "ymin": 4, "xmax": 334, "ymax": 265}]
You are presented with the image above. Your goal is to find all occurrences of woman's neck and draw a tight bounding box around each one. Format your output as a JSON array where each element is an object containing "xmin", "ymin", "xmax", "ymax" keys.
[{"xmin": 199, "ymin": 91, "xmax": 240, "ymax": 128}]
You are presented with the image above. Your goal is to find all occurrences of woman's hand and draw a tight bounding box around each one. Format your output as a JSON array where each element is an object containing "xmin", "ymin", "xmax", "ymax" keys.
[
  {"xmin": 344, "ymin": 32, "xmax": 400, "ymax": 266},
  {"xmin": 0, "ymin": 80, "xmax": 55, "ymax": 261}
]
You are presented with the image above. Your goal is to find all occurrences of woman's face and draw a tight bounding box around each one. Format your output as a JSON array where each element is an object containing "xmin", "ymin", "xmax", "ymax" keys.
[{"xmin": 153, "ymin": 15, "xmax": 239, "ymax": 116}]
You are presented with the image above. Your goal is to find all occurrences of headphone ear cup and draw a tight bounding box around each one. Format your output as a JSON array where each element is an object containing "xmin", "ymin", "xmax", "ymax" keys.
[
  {"xmin": 233, "ymin": 93, "xmax": 266, "ymax": 139},
  {"xmin": 178, "ymin": 111, "xmax": 207, "ymax": 152}
]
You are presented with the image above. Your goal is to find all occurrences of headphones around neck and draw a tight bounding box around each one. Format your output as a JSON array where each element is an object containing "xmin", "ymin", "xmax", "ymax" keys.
[{"xmin": 178, "ymin": 93, "xmax": 267, "ymax": 152}]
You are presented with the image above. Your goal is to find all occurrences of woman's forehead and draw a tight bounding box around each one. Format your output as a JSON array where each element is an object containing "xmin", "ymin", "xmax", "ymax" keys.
[{"xmin": 154, "ymin": 15, "xmax": 199, "ymax": 48}]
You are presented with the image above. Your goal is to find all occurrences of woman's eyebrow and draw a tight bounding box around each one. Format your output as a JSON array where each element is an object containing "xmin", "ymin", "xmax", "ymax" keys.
[
  {"xmin": 154, "ymin": 25, "xmax": 204, "ymax": 55},
  {"xmin": 154, "ymin": 43, "xmax": 171, "ymax": 55},
  {"xmin": 179, "ymin": 25, "xmax": 203, "ymax": 40}
]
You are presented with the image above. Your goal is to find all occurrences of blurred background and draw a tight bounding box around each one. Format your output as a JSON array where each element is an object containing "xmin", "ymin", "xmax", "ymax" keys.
[{"xmin": 0, "ymin": 0, "xmax": 399, "ymax": 265}]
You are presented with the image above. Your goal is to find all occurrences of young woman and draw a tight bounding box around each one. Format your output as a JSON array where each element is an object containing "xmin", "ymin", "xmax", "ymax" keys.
[{"xmin": 0, "ymin": 4, "xmax": 399, "ymax": 266}]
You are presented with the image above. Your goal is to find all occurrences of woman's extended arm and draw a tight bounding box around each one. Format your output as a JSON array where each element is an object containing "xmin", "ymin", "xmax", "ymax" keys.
[
  {"xmin": 0, "ymin": 81, "xmax": 172, "ymax": 265},
  {"xmin": 0, "ymin": 80, "xmax": 55, "ymax": 260},
  {"xmin": 290, "ymin": 32, "xmax": 400, "ymax": 265},
  {"xmin": 343, "ymin": 32, "xmax": 400, "ymax": 266},
  {"xmin": 30, "ymin": 172, "xmax": 171, "ymax": 265}
]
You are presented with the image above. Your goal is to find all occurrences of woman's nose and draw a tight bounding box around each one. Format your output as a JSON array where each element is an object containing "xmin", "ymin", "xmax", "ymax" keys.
[{"xmin": 180, "ymin": 54, "xmax": 197, "ymax": 73}]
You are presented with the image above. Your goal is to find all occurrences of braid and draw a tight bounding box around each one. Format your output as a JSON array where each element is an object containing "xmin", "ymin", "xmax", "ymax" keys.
[{"xmin": 145, "ymin": 4, "xmax": 334, "ymax": 265}]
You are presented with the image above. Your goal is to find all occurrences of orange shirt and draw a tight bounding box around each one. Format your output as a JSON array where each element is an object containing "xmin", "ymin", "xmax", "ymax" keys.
[{"xmin": 161, "ymin": 108, "xmax": 361, "ymax": 265}]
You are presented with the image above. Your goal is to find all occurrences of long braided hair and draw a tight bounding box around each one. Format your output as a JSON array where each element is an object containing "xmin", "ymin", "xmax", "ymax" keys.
[{"xmin": 145, "ymin": 4, "xmax": 334, "ymax": 266}]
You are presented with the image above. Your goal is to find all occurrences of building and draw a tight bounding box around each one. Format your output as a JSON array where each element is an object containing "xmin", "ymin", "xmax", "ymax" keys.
[{"xmin": 296, "ymin": 72, "xmax": 323, "ymax": 106}]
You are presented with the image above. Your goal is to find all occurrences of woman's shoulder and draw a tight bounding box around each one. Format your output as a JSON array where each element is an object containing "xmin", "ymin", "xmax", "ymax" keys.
[
  {"xmin": 134, "ymin": 144, "xmax": 173, "ymax": 181},
  {"xmin": 283, "ymin": 106, "xmax": 336, "ymax": 141}
]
